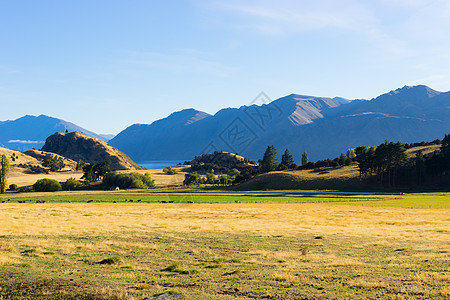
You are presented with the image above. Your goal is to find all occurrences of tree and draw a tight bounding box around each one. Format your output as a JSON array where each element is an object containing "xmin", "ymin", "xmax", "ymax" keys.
[
  {"xmin": 64, "ymin": 177, "xmax": 82, "ymax": 191},
  {"xmin": 261, "ymin": 145, "xmax": 278, "ymax": 173},
  {"xmin": 183, "ymin": 173, "xmax": 202, "ymax": 186},
  {"xmin": 163, "ymin": 166, "xmax": 177, "ymax": 175},
  {"xmin": 414, "ymin": 150, "xmax": 426, "ymax": 185},
  {"xmin": 280, "ymin": 149, "xmax": 295, "ymax": 169},
  {"xmin": 0, "ymin": 155, "xmax": 10, "ymax": 193},
  {"xmin": 103, "ymin": 172, "xmax": 155, "ymax": 189},
  {"xmin": 81, "ymin": 161, "xmax": 111, "ymax": 183},
  {"xmin": 205, "ymin": 173, "xmax": 217, "ymax": 184},
  {"xmin": 33, "ymin": 178, "xmax": 62, "ymax": 192},
  {"xmin": 301, "ymin": 151, "xmax": 309, "ymax": 166},
  {"xmin": 346, "ymin": 148, "xmax": 356, "ymax": 159}
]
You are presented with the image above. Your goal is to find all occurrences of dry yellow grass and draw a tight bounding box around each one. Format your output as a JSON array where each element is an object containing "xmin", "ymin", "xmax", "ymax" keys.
[{"xmin": 0, "ymin": 202, "xmax": 448, "ymax": 299}]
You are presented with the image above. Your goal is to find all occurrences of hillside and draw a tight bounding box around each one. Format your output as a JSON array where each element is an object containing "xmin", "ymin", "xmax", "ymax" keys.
[
  {"xmin": 24, "ymin": 149, "xmax": 78, "ymax": 171},
  {"xmin": 234, "ymin": 165, "xmax": 362, "ymax": 191},
  {"xmin": 41, "ymin": 131, "xmax": 143, "ymax": 170},
  {"xmin": 109, "ymin": 85, "xmax": 450, "ymax": 163},
  {"xmin": 0, "ymin": 115, "xmax": 111, "ymax": 152},
  {"xmin": 233, "ymin": 143, "xmax": 443, "ymax": 191}
]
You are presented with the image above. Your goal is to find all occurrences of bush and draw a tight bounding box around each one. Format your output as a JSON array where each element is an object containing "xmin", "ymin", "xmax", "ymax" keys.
[
  {"xmin": 98, "ymin": 257, "xmax": 121, "ymax": 265},
  {"xmin": 42, "ymin": 154, "xmax": 65, "ymax": 171},
  {"xmin": 29, "ymin": 165, "xmax": 49, "ymax": 174},
  {"xmin": 183, "ymin": 173, "xmax": 202, "ymax": 186},
  {"xmin": 9, "ymin": 184, "xmax": 18, "ymax": 191},
  {"xmin": 33, "ymin": 178, "xmax": 62, "ymax": 192},
  {"xmin": 163, "ymin": 166, "xmax": 177, "ymax": 175},
  {"xmin": 64, "ymin": 177, "xmax": 82, "ymax": 190},
  {"xmin": 103, "ymin": 172, "xmax": 155, "ymax": 189}
]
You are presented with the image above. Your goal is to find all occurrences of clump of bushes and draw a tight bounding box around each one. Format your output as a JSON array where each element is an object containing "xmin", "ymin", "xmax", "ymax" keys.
[
  {"xmin": 103, "ymin": 172, "xmax": 155, "ymax": 189},
  {"xmin": 163, "ymin": 166, "xmax": 177, "ymax": 175},
  {"xmin": 63, "ymin": 177, "xmax": 82, "ymax": 190},
  {"xmin": 33, "ymin": 178, "xmax": 62, "ymax": 192},
  {"xmin": 9, "ymin": 184, "xmax": 18, "ymax": 191}
]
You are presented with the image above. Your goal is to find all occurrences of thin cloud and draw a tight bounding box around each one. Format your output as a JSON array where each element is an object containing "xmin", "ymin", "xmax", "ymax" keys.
[{"xmin": 120, "ymin": 50, "xmax": 237, "ymax": 78}]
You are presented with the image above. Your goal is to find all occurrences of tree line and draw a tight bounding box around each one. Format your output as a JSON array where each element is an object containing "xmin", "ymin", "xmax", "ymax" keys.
[{"xmin": 354, "ymin": 134, "xmax": 450, "ymax": 187}]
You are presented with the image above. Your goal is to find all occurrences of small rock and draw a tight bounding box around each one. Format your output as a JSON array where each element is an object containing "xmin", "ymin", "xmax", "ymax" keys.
[{"xmin": 142, "ymin": 293, "xmax": 185, "ymax": 300}]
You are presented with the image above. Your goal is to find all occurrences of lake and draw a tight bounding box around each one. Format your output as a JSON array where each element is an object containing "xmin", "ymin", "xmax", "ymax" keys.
[{"xmin": 137, "ymin": 160, "xmax": 187, "ymax": 170}]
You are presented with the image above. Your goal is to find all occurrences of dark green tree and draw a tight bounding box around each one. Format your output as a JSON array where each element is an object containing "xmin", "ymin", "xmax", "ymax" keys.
[
  {"xmin": 280, "ymin": 149, "xmax": 295, "ymax": 169},
  {"xmin": 64, "ymin": 177, "xmax": 82, "ymax": 191},
  {"xmin": 183, "ymin": 173, "xmax": 202, "ymax": 186},
  {"xmin": 82, "ymin": 161, "xmax": 111, "ymax": 183},
  {"xmin": 261, "ymin": 145, "xmax": 278, "ymax": 173},
  {"xmin": 414, "ymin": 150, "xmax": 426, "ymax": 185},
  {"xmin": 33, "ymin": 178, "xmax": 62, "ymax": 192}
]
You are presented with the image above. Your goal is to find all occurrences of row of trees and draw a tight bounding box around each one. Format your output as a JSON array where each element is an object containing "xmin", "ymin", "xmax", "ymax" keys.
[
  {"xmin": 103, "ymin": 172, "xmax": 155, "ymax": 189},
  {"xmin": 260, "ymin": 146, "xmax": 309, "ymax": 172},
  {"xmin": 183, "ymin": 168, "xmax": 241, "ymax": 186},
  {"xmin": 354, "ymin": 134, "xmax": 450, "ymax": 187}
]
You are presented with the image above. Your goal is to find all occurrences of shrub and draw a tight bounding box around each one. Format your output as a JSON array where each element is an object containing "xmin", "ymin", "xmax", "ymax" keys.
[
  {"xmin": 103, "ymin": 172, "xmax": 155, "ymax": 189},
  {"xmin": 29, "ymin": 165, "xmax": 49, "ymax": 174},
  {"xmin": 9, "ymin": 184, "xmax": 18, "ymax": 191},
  {"xmin": 63, "ymin": 177, "xmax": 82, "ymax": 190},
  {"xmin": 163, "ymin": 166, "xmax": 177, "ymax": 175},
  {"xmin": 42, "ymin": 154, "xmax": 65, "ymax": 171},
  {"xmin": 33, "ymin": 178, "xmax": 62, "ymax": 192},
  {"xmin": 183, "ymin": 173, "xmax": 202, "ymax": 186},
  {"xmin": 98, "ymin": 257, "xmax": 121, "ymax": 265}
]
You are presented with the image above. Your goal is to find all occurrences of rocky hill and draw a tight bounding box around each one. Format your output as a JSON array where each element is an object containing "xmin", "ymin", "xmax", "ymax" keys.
[
  {"xmin": 0, "ymin": 114, "xmax": 112, "ymax": 152},
  {"xmin": 41, "ymin": 131, "xmax": 142, "ymax": 170}
]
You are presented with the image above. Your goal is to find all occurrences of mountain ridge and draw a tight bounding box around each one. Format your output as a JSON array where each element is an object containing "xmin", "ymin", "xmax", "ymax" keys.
[
  {"xmin": 0, "ymin": 114, "xmax": 113, "ymax": 152},
  {"xmin": 109, "ymin": 85, "xmax": 450, "ymax": 162}
]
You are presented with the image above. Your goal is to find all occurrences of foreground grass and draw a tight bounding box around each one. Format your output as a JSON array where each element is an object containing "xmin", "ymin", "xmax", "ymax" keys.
[{"xmin": 0, "ymin": 201, "xmax": 449, "ymax": 299}]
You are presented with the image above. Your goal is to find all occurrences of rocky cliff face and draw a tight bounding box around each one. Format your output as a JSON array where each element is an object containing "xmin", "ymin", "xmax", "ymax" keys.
[{"xmin": 41, "ymin": 131, "xmax": 142, "ymax": 170}]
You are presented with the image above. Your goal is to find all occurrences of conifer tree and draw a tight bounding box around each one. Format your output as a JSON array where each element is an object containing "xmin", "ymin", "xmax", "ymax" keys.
[
  {"xmin": 301, "ymin": 151, "xmax": 309, "ymax": 166},
  {"xmin": 261, "ymin": 145, "xmax": 278, "ymax": 172},
  {"xmin": 280, "ymin": 149, "xmax": 294, "ymax": 169}
]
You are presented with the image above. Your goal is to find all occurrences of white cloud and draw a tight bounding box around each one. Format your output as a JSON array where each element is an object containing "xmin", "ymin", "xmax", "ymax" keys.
[
  {"xmin": 8, "ymin": 140, "xmax": 44, "ymax": 144},
  {"xmin": 209, "ymin": 0, "xmax": 377, "ymax": 34}
]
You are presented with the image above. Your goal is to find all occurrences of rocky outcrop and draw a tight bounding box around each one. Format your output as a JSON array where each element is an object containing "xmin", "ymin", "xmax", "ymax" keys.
[{"xmin": 41, "ymin": 131, "xmax": 143, "ymax": 170}]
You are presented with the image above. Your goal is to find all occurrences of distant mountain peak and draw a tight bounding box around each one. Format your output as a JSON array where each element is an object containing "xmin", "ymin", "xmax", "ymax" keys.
[
  {"xmin": 388, "ymin": 85, "xmax": 441, "ymax": 98},
  {"xmin": 157, "ymin": 108, "xmax": 211, "ymax": 127}
]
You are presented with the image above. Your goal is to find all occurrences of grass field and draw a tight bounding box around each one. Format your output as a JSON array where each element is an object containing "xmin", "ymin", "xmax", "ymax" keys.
[{"xmin": 0, "ymin": 192, "xmax": 448, "ymax": 299}]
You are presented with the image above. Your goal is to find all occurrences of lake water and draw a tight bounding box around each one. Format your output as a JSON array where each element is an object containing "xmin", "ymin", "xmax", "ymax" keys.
[{"xmin": 138, "ymin": 160, "xmax": 187, "ymax": 170}]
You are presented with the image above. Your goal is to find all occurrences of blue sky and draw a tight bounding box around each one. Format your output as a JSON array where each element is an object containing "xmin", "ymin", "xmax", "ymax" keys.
[{"xmin": 1, "ymin": 0, "xmax": 450, "ymax": 134}]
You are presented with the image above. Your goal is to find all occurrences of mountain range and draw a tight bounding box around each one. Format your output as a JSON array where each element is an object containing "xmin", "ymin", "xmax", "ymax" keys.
[
  {"xmin": 109, "ymin": 85, "xmax": 450, "ymax": 162},
  {"xmin": 1, "ymin": 85, "xmax": 449, "ymax": 163},
  {"xmin": 0, "ymin": 115, "xmax": 111, "ymax": 152}
]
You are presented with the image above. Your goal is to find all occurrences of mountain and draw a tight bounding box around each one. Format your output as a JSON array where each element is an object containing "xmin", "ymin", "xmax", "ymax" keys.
[
  {"xmin": 109, "ymin": 95, "xmax": 343, "ymax": 161},
  {"xmin": 0, "ymin": 115, "xmax": 109, "ymax": 151},
  {"xmin": 110, "ymin": 85, "xmax": 450, "ymax": 163},
  {"xmin": 41, "ymin": 131, "xmax": 143, "ymax": 170}
]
